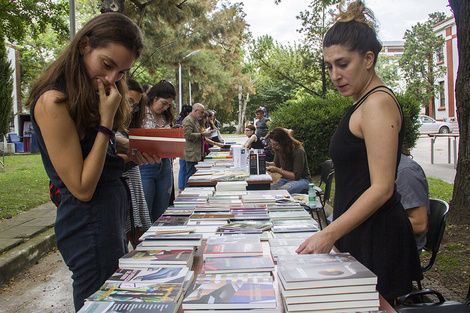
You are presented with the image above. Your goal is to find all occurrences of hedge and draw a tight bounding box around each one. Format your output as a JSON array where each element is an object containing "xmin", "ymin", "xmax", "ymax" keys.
[{"xmin": 270, "ymin": 92, "xmax": 421, "ymax": 174}]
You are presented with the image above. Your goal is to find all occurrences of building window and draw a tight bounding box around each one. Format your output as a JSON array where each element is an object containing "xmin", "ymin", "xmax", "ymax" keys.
[
  {"xmin": 439, "ymin": 81, "xmax": 445, "ymax": 108},
  {"xmin": 437, "ymin": 45, "xmax": 444, "ymax": 64}
]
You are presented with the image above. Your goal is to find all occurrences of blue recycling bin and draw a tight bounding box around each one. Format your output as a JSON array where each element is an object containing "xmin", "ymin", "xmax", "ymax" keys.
[{"xmin": 30, "ymin": 132, "xmax": 40, "ymax": 154}]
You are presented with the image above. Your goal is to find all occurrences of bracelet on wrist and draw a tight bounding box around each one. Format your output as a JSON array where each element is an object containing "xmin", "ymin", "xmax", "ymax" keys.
[{"xmin": 96, "ymin": 125, "xmax": 115, "ymax": 140}]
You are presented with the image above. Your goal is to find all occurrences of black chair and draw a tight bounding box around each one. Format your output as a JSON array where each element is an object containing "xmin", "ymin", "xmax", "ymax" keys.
[
  {"xmin": 417, "ymin": 198, "xmax": 449, "ymax": 289},
  {"xmin": 394, "ymin": 283, "xmax": 470, "ymax": 312},
  {"xmin": 314, "ymin": 160, "xmax": 335, "ymax": 204}
]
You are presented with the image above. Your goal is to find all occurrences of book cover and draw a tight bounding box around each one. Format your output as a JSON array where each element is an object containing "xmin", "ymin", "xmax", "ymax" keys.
[
  {"xmin": 190, "ymin": 213, "xmax": 235, "ymax": 220},
  {"xmin": 119, "ymin": 249, "xmax": 193, "ymax": 266},
  {"xmin": 87, "ymin": 282, "xmax": 182, "ymax": 303},
  {"xmin": 277, "ymin": 253, "xmax": 377, "ymax": 290},
  {"xmin": 195, "ymin": 272, "xmax": 273, "ymax": 284},
  {"xmin": 269, "ymin": 245, "xmax": 299, "ymax": 261},
  {"xmin": 217, "ymin": 220, "xmax": 273, "ymax": 232},
  {"xmin": 152, "ymin": 216, "xmax": 189, "ymax": 227},
  {"xmin": 202, "ymin": 256, "xmax": 275, "ymax": 274},
  {"xmin": 129, "ymin": 128, "xmax": 185, "ymax": 159},
  {"xmin": 206, "ymin": 234, "xmax": 261, "ymax": 245},
  {"xmin": 203, "ymin": 243, "xmax": 264, "ymax": 259},
  {"xmin": 182, "ymin": 282, "xmax": 276, "ymax": 309},
  {"xmin": 140, "ymin": 233, "xmax": 202, "ymax": 247},
  {"xmin": 279, "ymin": 282, "xmax": 377, "ymax": 297},
  {"xmin": 79, "ymin": 301, "xmax": 178, "ymax": 313},
  {"xmin": 107, "ymin": 267, "xmax": 189, "ymax": 284}
]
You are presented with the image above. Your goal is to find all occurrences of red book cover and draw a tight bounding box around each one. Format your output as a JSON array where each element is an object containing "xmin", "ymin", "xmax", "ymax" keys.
[{"xmin": 129, "ymin": 128, "xmax": 185, "ymax": 159}]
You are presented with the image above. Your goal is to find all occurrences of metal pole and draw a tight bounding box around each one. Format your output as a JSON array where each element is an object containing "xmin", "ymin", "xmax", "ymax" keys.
[
  {"xmin": 69, "ymin": 0, "xmax": 76, "ymax": 41},
  {"xmin": 188, "ymin": 69, "xmax": 192, "ymax": 105},
  {"xmin": 178, "ymin": 61, "xmax": 182, "ymax": 115}
]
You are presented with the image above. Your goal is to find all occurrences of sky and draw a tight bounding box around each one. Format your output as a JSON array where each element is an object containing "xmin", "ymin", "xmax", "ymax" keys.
[{"xmin": 241, "ymin": 0, "xmax": 453, "ymax": 45}]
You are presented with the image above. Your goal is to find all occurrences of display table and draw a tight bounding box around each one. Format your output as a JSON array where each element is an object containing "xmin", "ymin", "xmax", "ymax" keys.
[{"xmin": 177, "ymin": 241, "xmax": 396, "ymax": 313}]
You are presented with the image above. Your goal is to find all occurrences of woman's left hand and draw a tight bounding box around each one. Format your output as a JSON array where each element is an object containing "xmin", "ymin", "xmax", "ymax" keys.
[
  {"xmin": 134, "ymin": 151, "xmax": 161, "ymax": 166},
  {"xmin": 296, "ymin": 231, "xmax": 335, "ymax": 254}
]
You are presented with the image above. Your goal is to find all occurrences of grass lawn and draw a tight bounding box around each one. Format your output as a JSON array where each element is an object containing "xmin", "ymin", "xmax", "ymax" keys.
[{"xmin": 0, "ymin": 154, "xmax": 50, "ymax": 220}]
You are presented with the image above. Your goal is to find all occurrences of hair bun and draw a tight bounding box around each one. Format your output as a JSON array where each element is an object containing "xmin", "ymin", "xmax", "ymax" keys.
[{"xmin": 335, "ymin": 0, "xmax": 379, "ymax": 32}]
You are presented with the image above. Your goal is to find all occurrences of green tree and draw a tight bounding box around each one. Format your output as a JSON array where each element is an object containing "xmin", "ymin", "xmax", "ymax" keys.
[
  {"xmin": 0, "ymin": 42, "xmax": 13, "ymax": 135},
  {"xmin": 399, "ymin": 13, "xmax": 447, "ymax": 115},
  {"xmin": 376, "ymin": 54, "xmax": 402, "ymax": 92},
  {"xmin": 297, "ymin": 0, "xmax": 340, "ymax": 97},
  {"xmin": 0, "ymin": 0, "xmax": 69, "ymax": 43},
  {"xmin": 448, "ymin": 0, "xmax": 470, "ymax": 225}
]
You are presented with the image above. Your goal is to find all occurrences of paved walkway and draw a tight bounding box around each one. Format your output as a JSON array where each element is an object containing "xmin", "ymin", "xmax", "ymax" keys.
[{"xmin": 0, "ymin": 135, "xmax": 462, "ymax": 301}]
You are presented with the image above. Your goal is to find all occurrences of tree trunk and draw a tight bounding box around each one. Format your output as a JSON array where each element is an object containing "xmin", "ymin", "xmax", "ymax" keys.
[
  {"xmin": 237, "ymin": 85, "xmax": 244, "ymax": 134},
  {"xmin": 448, "ymin": 0, "xmax": 470, "ymax": 225}
]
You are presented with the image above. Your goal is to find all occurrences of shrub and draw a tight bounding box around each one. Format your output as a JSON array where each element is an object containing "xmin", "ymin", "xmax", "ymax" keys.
[
  {"xmin": 221, "ymin": 125, "xmax": 236, "ymax": 134},
  {"xmin": 270, "ymin": 91, "xmax": 421, "ymax": 174},
  {"xmin": 397, "ymin": 92, "xmax": 421, "ymax": 151},
  {"xmin": 270, "ymin": 93, "xmax": 351, "ymax": 174}
]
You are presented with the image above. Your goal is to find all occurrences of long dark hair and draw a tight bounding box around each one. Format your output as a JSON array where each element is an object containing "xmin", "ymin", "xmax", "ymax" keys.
[
  {"xmin": 267, "ymin": 127, "xmax": 302, "ymax": 169},
  {"xmin": 323, "ymin": 0, "xmax": 381, "ymax": 66},
  {"xmin": 147, "ymin": 80, "xmax": 176, "ymax": 126},
  {"xmin": 26, "ymin": 13, "xmax": 144, "ymax": 133}
]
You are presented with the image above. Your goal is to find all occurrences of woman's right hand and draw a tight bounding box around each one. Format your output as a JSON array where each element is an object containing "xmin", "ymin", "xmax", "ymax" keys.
[
  {"xmin": 296, "ymin": 230, "xmax": 335, "ymax": 254},
  {"xmin": 97, "ymin": 79, "xmax": 121, "ymax": 127}
]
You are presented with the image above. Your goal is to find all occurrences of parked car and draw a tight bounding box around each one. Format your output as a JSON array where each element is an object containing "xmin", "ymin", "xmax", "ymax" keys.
[{"xmin": 417, "ymin": 115, "xmax": 453, "ymax": 134}]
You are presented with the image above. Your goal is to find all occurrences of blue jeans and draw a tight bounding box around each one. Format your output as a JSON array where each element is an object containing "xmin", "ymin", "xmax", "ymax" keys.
[
  {"xmin": 271, "ymin": 177, "xmax": 310, "ymax": 194},
  {"xmin": 178, "ymin": 158, "xmax": 187, "ymax": 190},
  {"xmin": 140, "ymin": 158, "xmax": 173, "ymax": 222},
  {"xmin": 184, "ymin": 161, "xmax": 198, "ymax": 187}
]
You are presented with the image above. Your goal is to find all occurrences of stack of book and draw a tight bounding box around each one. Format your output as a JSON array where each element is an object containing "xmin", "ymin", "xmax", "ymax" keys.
[
  {"xmin": 182, "ymin": 235, "xmax": 277, "ymax": 312},
  {"xmin": 83, "ymin": 265, "xmax": 193, "ymax": 310},
  {"xmin": 215, "ymin": 181, "xmax": 248, "ymax": 191},
  {"xmin": 277, "ymin": 253, "xmax": 379, "ymax": 312}
]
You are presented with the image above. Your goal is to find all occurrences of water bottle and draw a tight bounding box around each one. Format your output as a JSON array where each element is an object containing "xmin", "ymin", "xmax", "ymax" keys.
[{"xmin": 308, "ymin": 183, "xmax": 316, "ymax": 208}]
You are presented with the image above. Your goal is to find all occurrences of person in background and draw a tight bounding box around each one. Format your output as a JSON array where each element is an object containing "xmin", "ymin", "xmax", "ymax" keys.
[
  {"xmin": 182, "ymin": 103, "xmax": 211, "ymax": 186},
  {"xmin": 140, "ymin": 80, "xmax": 176, "ymax": 222},
  {"xmin": 142, "ymin": 83, "xmax": 152, "ymax": 94},
  {"xmin": 26, "ymin": 13, "xmax": 146, "ymax": 311},
  {"xmin": 266, "ymin": 127, "xmax": 311, "ymax": 193},
  {"xmin": 396, "ymin": 148, "xmax": 430, "ymax": 252},
  {"xmin": 207, "ymin": 110, "xmax": 222, "ymax": 143},
  {"xmin": 296, "ymin": 0, "xmax": 422, "ymax": 303},
  {"xmin": 116, "ymin": 78, "xmax": 151, "ymax": 248},
  {"xmin": 175, "ymin": 105, "xmax": 192, "ymax": 191},
  {"xmin": 255, "ymin": 108, "xmax": 270, "ymax": 141},
  {"xmin": 175, "ymin": 105, "xmax": 192, "ymax": 126},
  {"xmin": 200, "ymin": 111, "xmax": 211, "ymax": 157},
  {"xmin": 243, "ymin": 124, "xmax": 264, "ymax": 149}
]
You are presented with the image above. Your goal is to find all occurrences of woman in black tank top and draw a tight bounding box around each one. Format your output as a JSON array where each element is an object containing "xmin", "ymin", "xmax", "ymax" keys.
[{"xmin": 296, "ymin": 0, "xmax": 422, "ymax": 303}]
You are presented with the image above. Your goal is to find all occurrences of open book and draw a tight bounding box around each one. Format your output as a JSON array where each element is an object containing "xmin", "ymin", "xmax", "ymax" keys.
[{"xmin": 129, "ymin": 128, "xmax": 185, "ymax": 159}]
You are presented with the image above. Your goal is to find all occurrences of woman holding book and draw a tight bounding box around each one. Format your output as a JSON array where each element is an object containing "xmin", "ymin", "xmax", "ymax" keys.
[
  {"xmin": 140, "ymin": 80, "xmax": 176, "ymax": 222},
  {"xmin": 296, "ymin": 0, "xmax": 422, "ymax": 303},
  {"xmin": 266, "ymin": 127, "xmax": 311, "ymax": 193},
  {"xmin": 26, "ymin": 13, "xmax": 146, "ymax": 311}
]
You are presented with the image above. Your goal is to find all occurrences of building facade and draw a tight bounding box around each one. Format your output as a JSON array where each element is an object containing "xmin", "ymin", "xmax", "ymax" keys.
[{"xmin": 433, "ymin": 16, "xmax": 458, "ymax": 122}]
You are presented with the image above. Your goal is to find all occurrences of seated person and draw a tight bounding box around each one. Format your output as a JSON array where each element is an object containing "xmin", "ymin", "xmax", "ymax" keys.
[
  {"xmin": 396, "ymin": 149, "xmax": 430, "ymax": 252},
  {"xmin": 266, "ymin": 127, "xmax": 311, "ymax": 193},
  {"xmin": 243, "ymin": 124, "xmax": 264, "ymax": 149}
]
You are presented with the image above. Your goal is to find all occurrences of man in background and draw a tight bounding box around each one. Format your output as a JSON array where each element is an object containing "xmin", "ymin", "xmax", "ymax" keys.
[
  {"xmin": 396, "ymin": 149, "xmax": 430, "ymax": 252},
  {"xmin": 182, "ymin": 103, "xmax": 211, "ymax": 188}
]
